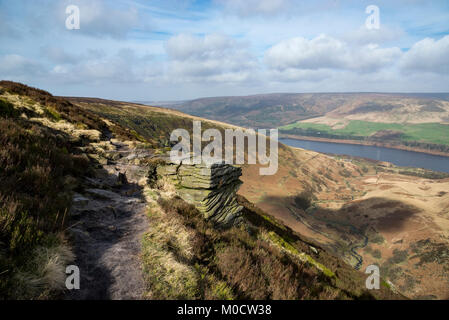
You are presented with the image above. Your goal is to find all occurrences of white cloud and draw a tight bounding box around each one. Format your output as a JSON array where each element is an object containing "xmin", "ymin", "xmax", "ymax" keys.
[
  {"xmin": 265, "ymin": 35, "xmax": 347, "ymax": 70},
  {"xmin": 0, "ymin": 54, "xmax": 43, "ymax": 76},
  {"xmin": 40, "ymin": 46, "xmax": 81, "ymax": 64},
  {"xmin": 265, "ymin": 34, "xmax": 402, "ymax": 74},
  {"xmin": 47, "ymin": 48, "xmax": 158, "ymax": 84},
  {"xmin": 400, "ymin": 35, "xmax": 449, "ymax": 74},
  {"xmin": 267, "ymin": 68, "xmax": 334, "ymax": 83},
  {"xmin": 351, "ymin": 44, "xmax": 402, "ymax": 72},
  {"xmin": 165, "ymin": 33, "xmax": 258, "ymax": 83},
  {"xmin": 74, "ymin": 1, "xmax": 148, "ymax": 39},
  {"xmin": 2, "ymin": 0, "xmax": 449, "ymax": 99},
  {"xmin": 166, "ymin": 33, "xmax": 235, "ymax": 60},
  {"xmin": 32, "ymin": 0, "xmax": 153, "ymax": 39}
]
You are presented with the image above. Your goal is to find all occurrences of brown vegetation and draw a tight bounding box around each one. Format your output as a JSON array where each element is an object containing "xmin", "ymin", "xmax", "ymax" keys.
[
  {"xmin": 0, "ymin": 117, "xmax": 88, "ymax": 298},
  {"xmin": 0, "ymin": 81, "xmax": 137, "ymax": 299},
  {"xmin": 141, "ymin": 185, "xmax": 399, "ymax": 300}
]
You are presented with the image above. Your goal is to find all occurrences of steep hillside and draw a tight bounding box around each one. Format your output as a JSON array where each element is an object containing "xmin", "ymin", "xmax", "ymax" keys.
[
  {"xmin": 240, "ymin": 152, "xmax": 449, "ymax": 299},
  {"xmin": 0, "ymin": 81, "xmax": 400, "ymax": 300}
]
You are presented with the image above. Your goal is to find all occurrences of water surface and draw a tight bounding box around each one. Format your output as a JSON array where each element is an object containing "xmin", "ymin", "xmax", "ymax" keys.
[{"xmin": 279, "ymin": 138, "xmax": 449, "ymax": 173}]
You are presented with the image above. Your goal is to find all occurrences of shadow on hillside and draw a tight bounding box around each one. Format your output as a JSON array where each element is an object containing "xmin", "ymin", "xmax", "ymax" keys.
[{"xmin": 259, "ymin": 194, "xmax": 421, "ymax": 241}]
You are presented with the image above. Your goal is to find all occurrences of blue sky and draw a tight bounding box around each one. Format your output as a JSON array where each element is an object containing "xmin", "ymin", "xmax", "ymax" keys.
[{"xmin": 1, "ymin": 0, "xmax": 448, "ymax": 100}]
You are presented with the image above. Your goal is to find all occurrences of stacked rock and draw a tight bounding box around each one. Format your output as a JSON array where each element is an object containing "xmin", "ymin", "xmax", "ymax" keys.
[{"xmin": 156, "ymin": 160, "xmax": 243, "ymax": 226}]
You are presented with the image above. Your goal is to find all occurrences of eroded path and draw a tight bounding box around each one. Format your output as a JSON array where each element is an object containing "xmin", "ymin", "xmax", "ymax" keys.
[{"xmin": 67, "ymin": 140, "xmax": 152, "ymax": 299}]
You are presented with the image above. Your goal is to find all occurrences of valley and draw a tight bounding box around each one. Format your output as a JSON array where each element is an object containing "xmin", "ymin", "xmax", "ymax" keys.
[
  {"xmin": 239, "ymin": 148, "xmax": 449, "ymax": 299},
  {"xmin": 1, "ymin": 81, "xmax": 448, "ymax": 301},
  {"xmin": 165, "ymin": 93, "xmax": 449, "ymax": 299},
  {"xmin": 92, "ymin": 93, "xmax": 449, "ymax": 299},
  {"xmin": 1, "ymin": 81, "xmax": 401, "ymax": 300}
]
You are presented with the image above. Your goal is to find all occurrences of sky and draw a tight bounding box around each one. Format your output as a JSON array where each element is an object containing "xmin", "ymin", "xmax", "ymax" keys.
[{"xmin": 0, "ymin": 0, "xmax": 449, "ymax": 101}]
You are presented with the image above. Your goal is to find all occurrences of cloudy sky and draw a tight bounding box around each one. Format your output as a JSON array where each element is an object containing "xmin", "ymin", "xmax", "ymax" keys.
[{"xmin": 1, "ymin": 0, "xmax": 448, "ymax": 100}]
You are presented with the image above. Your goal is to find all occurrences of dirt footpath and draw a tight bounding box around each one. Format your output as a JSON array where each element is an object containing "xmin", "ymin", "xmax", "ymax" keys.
[{"xmin": 66, "ymin": 141, "xmax": 152, "ymax": 299}]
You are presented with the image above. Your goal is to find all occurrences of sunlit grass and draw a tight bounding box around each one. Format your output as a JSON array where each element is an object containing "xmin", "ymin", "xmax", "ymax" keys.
[{"xmin": 280, "ymin": 120, "xmax": 449, "ymax": 146}]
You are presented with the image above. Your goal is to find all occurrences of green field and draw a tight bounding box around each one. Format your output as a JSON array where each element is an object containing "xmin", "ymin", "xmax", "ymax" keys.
[{"xmin": 280, "ymin": 120, "xmax": 449, "ymax": 146}]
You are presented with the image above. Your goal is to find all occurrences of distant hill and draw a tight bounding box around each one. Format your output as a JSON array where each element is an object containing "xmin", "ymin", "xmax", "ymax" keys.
[
  {"xmin": 166, "ymin": 92, "xmax": 449, "ymax": 129},
  {"xmin": 165, "ymin": 92, "xmax": 449, "ymax": 155}
]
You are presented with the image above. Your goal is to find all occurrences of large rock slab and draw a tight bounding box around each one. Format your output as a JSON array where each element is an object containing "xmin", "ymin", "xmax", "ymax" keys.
[{"xmin": 156, "ymin": 160, "xmax": 243, "ymax": 226}]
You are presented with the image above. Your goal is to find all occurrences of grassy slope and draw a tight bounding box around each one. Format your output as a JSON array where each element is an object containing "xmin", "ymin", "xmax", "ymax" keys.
[
  {"xmin": 66, "ymin": 97, "xmax": 240, "ymax": 149},
  {"xmin": 280, "ymin": 120, "xmax": 449, "ymax": 146},
  {"xmin": 170, "ymin": 93, "xmax": 350, "ymax": 128},
  {"xmin": 0, "ymin": 82, "xmax": 93, "ymax": 298}
]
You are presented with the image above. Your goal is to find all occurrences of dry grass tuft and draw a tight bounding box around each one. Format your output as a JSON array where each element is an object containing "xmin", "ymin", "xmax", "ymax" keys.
[{"xmin": 11, "ymin": 235, "xmax": 74, "ymax": 299}]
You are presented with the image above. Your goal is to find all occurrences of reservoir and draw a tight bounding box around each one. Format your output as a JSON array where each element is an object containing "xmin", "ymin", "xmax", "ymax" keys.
[{"xmin": 279, "ymin": 138, "xmax": 449, "ymax": 174}]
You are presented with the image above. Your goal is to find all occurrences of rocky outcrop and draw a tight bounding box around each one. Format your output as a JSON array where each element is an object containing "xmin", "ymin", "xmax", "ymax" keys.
[{"xmin": 156, "ymin": 160, "xmax": 243, "ymax": 226}]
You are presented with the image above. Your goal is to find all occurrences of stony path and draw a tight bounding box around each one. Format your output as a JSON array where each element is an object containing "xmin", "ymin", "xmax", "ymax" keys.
[{"xmin": 67, "ymin": 141, "xmax": 152, "ymax": 300}]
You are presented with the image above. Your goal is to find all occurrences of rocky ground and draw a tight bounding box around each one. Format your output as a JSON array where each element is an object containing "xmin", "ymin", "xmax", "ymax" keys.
[{"xmin": 67, "ymin": 139, "xmax": 153, "ymax": 299}]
